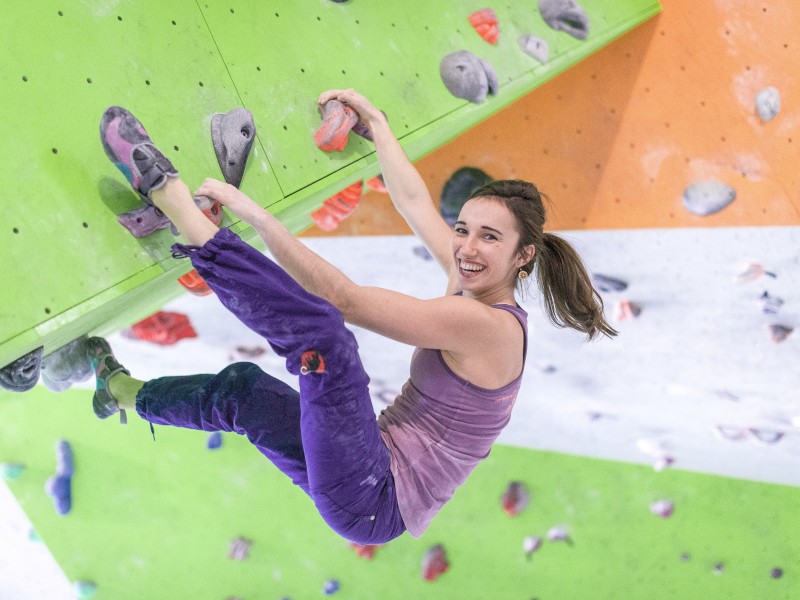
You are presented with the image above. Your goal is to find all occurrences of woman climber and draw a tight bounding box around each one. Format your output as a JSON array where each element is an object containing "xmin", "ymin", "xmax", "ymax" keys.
[{"xmin": 91, "ymin": 89, "xmax": 616, "ymax": 544}]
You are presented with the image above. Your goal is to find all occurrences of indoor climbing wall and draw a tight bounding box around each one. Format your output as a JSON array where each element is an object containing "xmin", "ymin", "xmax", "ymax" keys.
[{"xmin": 0, "ymin": 0, "xmax": 660, "ymax": 381}]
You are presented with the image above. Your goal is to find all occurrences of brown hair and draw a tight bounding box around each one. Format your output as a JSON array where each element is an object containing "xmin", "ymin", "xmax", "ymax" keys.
[{"xmin": 469, "ymin": 180, "xmax": 617, "ymax": 340}]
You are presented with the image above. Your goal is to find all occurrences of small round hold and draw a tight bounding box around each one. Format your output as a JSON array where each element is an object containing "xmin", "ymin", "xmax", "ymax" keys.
[
  {"xmin": 682, "ymin": 180, "xmax": 736, "ymax": 216},
  {"xmin": 72, "ymin": 580, "xmax": 97, "ymax": 600},
  {"xmin": 680, "ymin": 552, "xmax": 691, "ymax": 562},
  {"xmin": 755, "ymin": 87, "xmax": 781, "ymax": 121},
  {"xmin": 770, "ymin": 567, "xmax": 783, "ymax": 579},
  {"xmin": 322, "ymin": 579, "xmax": 340, "ymax": 595}
]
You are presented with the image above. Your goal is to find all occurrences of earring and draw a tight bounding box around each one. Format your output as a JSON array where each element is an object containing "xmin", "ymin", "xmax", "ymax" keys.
[{"xmin": 517, "ymin": 269, "xmax": 528, "ymax": 280}]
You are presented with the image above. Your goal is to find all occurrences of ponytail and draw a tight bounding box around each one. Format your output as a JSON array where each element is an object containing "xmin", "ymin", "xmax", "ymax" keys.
[{"xmin": 534, "ymin": 233, "xmax": 617, "ymax": 340}]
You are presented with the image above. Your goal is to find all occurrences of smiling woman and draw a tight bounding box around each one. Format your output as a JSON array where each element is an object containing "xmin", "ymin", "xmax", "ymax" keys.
[{"xmin": 86, "ymin": 88, "xmax": 616, "ymax": 545}]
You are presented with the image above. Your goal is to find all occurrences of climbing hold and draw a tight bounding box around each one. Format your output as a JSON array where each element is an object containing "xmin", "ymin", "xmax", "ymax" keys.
[
  {"xmin": 712, "ymin": 424, "xmax": 748, "ymax": 442},
  {"xmin": 755, "ymin": 87, "xmax": 781, "ymax": 122},
  {"xmin": 0, "ymin": 462, "xmax": 25, "ymax": 481},
  {"xmin": 546, "ymin": 526, "xmax": 572, "ymax": 545},
  {"xmin": 41, "ymin": 337, "xmax": 94, "ymax": 392},
  {"xmin": 680, "ymin": 552, "xmax": 691, "ymax": 562},
  {"xmin": 314, "ymin": 99, "xmax": 359, "ymax": 152},
  {"xmin": 713, "ymin": 563, "xmax": 725, "ymax": 575},
  {"xmin": 760, "ymin": 291, "xmax": 783, "ymax": 315},
  {"xmin": 350, "ymin": 542, "xmax": 381, "ymax": 559},
  {"xmin": 770, "ymin": 567, "xmax": 783, "ymax": 579},
  {"xmin": 439, "ymin": 51, "xmax": 498, "ymax": 104},
  {"xmin": 0, "ymin": 346, "xmax": 43, "ymax": 392},
  {"xmin": 523, "ymin": 535, "xmax": 543, "ymax": 560},
  {"xmin": 322, "ymin": 579, "xmax": 340, "ymax": 595},
  {"xmin": 207, "ymin": 431, "xmax": 223, "ymax": 450},
  {"xmin": 117, "ymin": 205, "xmax": 171, "ymax": 237},
  {"xmin": 653, "ymin": 456, "xmax": 675, "ymax": 472},
  {"xmin": 614, "ymin": 300, "xmax": 642, "ymax": 321},
  {"xmin": 538, "ymin": 0, "xmax": 590, "ymax": 40},
  {"xmin": 211, "ymin": 107, "xmax": 255, "ymax": 188},
  {"xmin": 228, "ymin": 536, "xmax": 253, "ymax": 560},
  {"xmin": 45, "ymin": 440, "xmax": 74, "ymax": 516},
  {"xmin": 440, "ymin": 167, "xmax": 494, "ymax": 225},
  {"xmin": 501, "ymin": 481, "xmax": 531, "ymax": 516},
  {"xmin": 649, "ymin": 499, "xmax": 674, "ymax": 518},
  {"xmin": 768, "ymin": 324, "xmax": 793, "ymax": 344},
  {"xmin": 124, "ymin": 311, "xmax": 197, "ymax": 345},
  {"xmin": 178, "ymin": 269, "xmax": 214, "ymax": 297},
  {"xmin": 518, "ymin": 34, "xmax": 549, "ymax": 63},
  {"xmin": 469, "ymin": 8, "xmax": 499, "ymax": 45},
  {"xmin": 351, "ymin": 109, "xmax": 387, "ymax": 143},
  {"xmin": 682, "ymin": 180, "xmax": 736, "ymax": 216},
  {"xmin": 73, "ymin": 580, "xmax": 97, "ymax": 600},
  {"xmin": 310, "ymin": 180, "xmax": 364, "ymax": 231},
  {"xmin": 735, "ymin": 262, "xmax": 777, "ymax": 283},
  {"xmin": 748, "ymin": 428, "xmax": 785, "ymax": 445},
  {"xmin": 366, "ymin": 175, "xmax": 388, "ymax": 193},
  {"xmin": 421, "ymin": 544, "xmax": 449, "ymax": 581},
  {"xmin": 591, "ymin": 273, "xmax": 628, "ymax": 293}
]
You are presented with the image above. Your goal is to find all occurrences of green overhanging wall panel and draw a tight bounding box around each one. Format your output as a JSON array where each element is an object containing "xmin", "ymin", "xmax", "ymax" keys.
[
  {"xmin": 1, "ymin": 387, "xmax": 797, "ymax": 599},
  {"xmin": 0, "ymin": 0, "xmax": 661, "ymax": 368}
]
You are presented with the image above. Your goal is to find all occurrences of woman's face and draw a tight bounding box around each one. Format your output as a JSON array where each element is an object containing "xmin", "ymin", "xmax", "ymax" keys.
[{"xmin": 452, "ymin": 197, "xmax": 528, "ymax": 298}]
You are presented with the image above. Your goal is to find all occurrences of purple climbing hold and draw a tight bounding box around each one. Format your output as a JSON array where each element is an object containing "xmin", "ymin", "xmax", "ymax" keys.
[
  {"xmin": 41, "ymin": 337, "xmax": 94, "ymax": 392},
  {"xmin": 649, "ymin": 499, "xmax": 674, "ymax": 518},
  {"xmin": 760, "ymin": 291, "xmax": 784, "ymax": 315},
  {"xmin": 538, "ymin": 0, "xmax": 590, "ymax": 40},
  {"xmin": 322, "ymin": 579, "xmax": 340, "ymax": 595},
  {"xmin": 207, "ymin": 431, "xmax": 223, "ymax": 450},
  {"xmin": 46, "ymin": 440, "xmax": 74, "ymax": 516},
  {"xmin": 211, "ymin": 108, "xmax": 256, "ymax": 188},
  {"xmin": 592, "ymin": 273, "xmax": 628, "ymax": 293},
  {"xmin": 440, "ymin": 50, "xmax": 498, "ymax": 104},
  {"xmin": 0, "ymin": 347, "xmax": 43, "ymax": 392},
  {"xmin": 682, "ymin": 180, "xmax": 736, "ymax": 216},
  {"xmin": 228, "ymin": 536, "xmax": 253, "ymax": 560},
  {"xmin": 117, "ymin": 205, "xmax": 171, "ymax": 238},
  {"xmin": 755, "ymin": 87, "xmax": 781, "ymax": 122}
]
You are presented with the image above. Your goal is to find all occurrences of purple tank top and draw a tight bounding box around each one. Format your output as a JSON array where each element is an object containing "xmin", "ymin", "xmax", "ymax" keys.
[{"xmin": 377, "ymin": 303, "xmax": 528, "ymax": 537}]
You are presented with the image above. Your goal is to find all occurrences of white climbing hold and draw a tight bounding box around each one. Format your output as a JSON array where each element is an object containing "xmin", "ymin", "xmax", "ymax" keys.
[
  {"xmin": 755, "ymin": 87, "xmax": 781, "ymax": 122},
  {"xmin": 518, "ymin": 34, "xmax": 549, "ymax": 63},
  {"xmin": 682, "ymin": 180, "xmax": 736, "ymax": 216}
]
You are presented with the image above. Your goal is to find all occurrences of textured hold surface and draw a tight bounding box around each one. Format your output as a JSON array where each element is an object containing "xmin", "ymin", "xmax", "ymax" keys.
[
  {"xmin": 755, "ymin": 86, "xmax": 781, "ymax": 122},
  {"xmin": 591, "ymin": 273, "xmax": 628, "ymax": 292},
  {"xmin": 538, "ymin": 0, "xmax": 590, "ymax": 40},
  {"xmin": 440, "ymin": 167, "xmax": 494, "ymax": 225},
  {"xmin": 41, "ymin": 337, "xmax": 93, "ymax": 392},
  {"xmin": 0, "ymin": 346, "xmax": 42, "ymax": 392},
  {"xmin": 469, "ymin": 8, "xmax": 499, "ymax": 45},
  {"xmin": 518, "ymin": 34, "xmax": 549, "ymax": 63},
  {"xmin": 314, "ymin": 100, "xmax": 359, "ymax": 152},
  {"xmin": 211, "ymin": 108, "xmax": 255, "ymax": 188},
  {"xmin": 117, "ymin": 205, "xmax": 171, "ymax": 238},
  {"xmin": 439, "ymin": 51, "xmax": 498, "ymax": 104},
  {"xmin": 310, "ymin": 180, "xmax": 364, "ymax": 231},
  {"xmin": 682, "ymin": 180, "xmax": 736, "ymax": 216}
]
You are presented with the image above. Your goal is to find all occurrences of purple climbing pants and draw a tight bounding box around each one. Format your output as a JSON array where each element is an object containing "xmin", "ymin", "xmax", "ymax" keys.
[{"xmin": 136, "ymin": 227, "xmax": 405, "ymax": 545}]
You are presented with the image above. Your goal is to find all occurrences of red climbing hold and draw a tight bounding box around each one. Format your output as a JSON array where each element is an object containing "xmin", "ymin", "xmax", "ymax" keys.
[
  {"xmin": 469, "ymin": 8, "xmax": 499, "ymax": 45},
  {"xmin": 421, "ymin": 544, "xmax": 449, "ymax": 581},
  {"xmin": 178, "ymin": 269, "xmax": 213, "ymax": 296},
  {"xmin": 125, "ymin": 311, "xmax": 197, "ymax": 345},
  {"xmin": 314, "ymin": 99, "xmax": 360, "ymax": 152},
  {"xmin": 311, "ymin": 180, "xmax": 364, "ymax": 231},
  {"xmin": 365, "ymin": 175, "xmax": 388, "ymax": 194},
  {"xmin": 501, "ymin": 481, "xmax": 530, "ymax": 516},
  {"xmin": 350, "ymin": 543, "xmax": 381, "ymax": 559}
]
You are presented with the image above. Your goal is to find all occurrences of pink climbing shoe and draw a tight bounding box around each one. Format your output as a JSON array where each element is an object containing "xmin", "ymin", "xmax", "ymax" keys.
[{"xmin": 100, "ymin": 106, "xmax": 179, "ymax": 201}]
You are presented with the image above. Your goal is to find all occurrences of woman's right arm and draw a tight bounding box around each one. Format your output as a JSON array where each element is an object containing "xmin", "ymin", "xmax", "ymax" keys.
[{"xmin": 318, "ymin": 89, "xmax": 456, "ymax": 277}]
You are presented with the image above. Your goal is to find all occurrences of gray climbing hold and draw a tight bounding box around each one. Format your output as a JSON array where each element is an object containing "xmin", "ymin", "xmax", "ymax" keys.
[
  {"xmin": 518, "ymin": 34, "xmax": 549, "ymax": 63},
  {"xmin": 539, "ymin": 0, "xmax": 590, "ymax": 40},
  {"xmin": 441, "ymin": 167, "xmax": 494, "ymax": 225},
  {"xmin": 117, "ymin": 205, "xmax": 171, "ymax": 238},
  {"xmin": 682, "ymin": 180, "xmax": 736, "ymax": 216},
  {"xmin": 41, "ymin": 337, "xmax": 94, "ymax": 392},
  {"xmin": 755, "ymin": 87, "xmax": 781, "ymax": 122},
  {"xmin": 0, "ymin": 347, "xmax": 43, "ymax": 392},
  {"xmin": 211, "ymin": 108, "xmax": 256, "ymax": 188},
  {"xmin": 592, "ymin": 274, "xmax": 628, "ymax": 293},
  {"xmin": 440, "ymin": 51, "xmax": 498, "ymax": 104}
]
